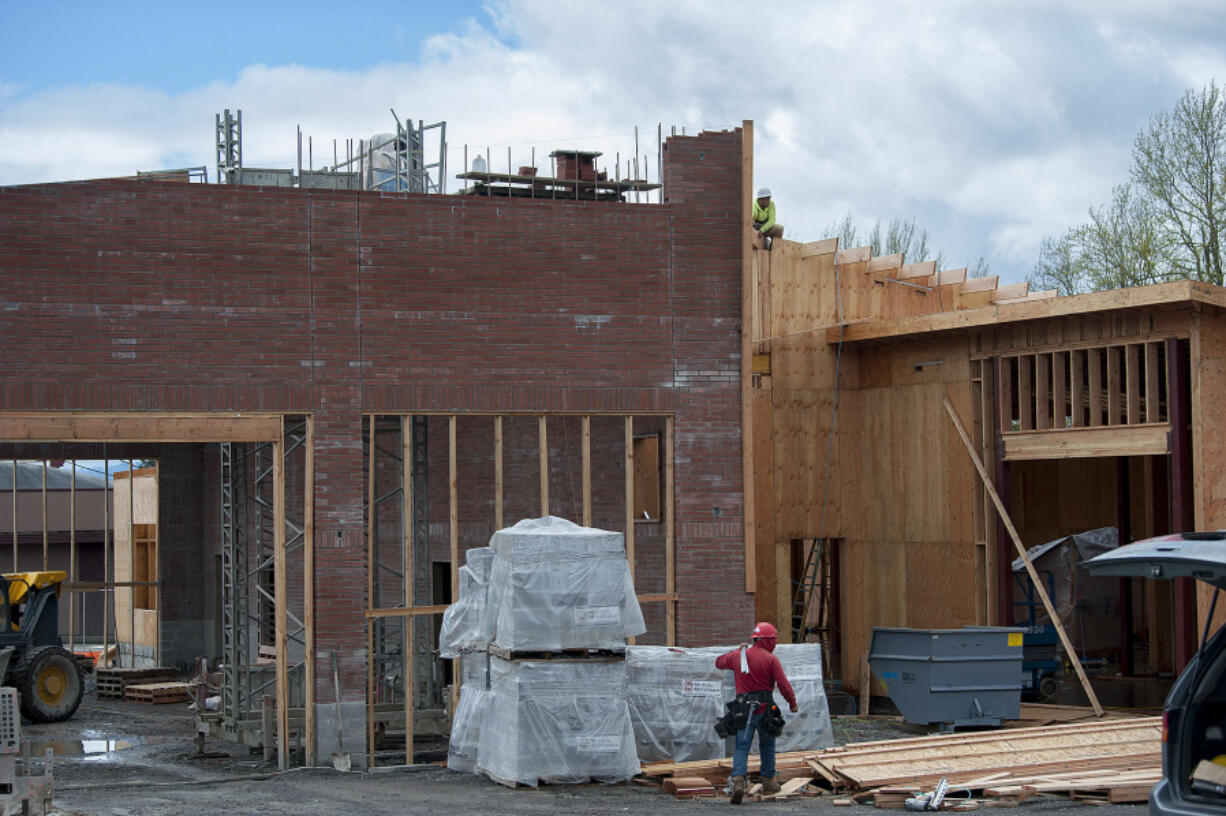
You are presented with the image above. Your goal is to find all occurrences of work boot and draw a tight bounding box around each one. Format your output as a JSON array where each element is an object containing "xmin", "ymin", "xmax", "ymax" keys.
[
  {"xmin": 730, "ymin": 775, "xmax": 747, "ymax": 805},
  {"xmin": 761, "ymin": 778, "xmax": 782, "ymax": 795}
]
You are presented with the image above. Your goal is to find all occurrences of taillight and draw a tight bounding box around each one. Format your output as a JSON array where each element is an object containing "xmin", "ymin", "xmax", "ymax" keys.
[{"xmin": 1162, "ymin": 709, "xmax": 1170, "ymax": 743}]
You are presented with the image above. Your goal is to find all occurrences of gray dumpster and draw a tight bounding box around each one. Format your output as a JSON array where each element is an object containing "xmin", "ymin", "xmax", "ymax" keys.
[{"xmin": 868, "ymin": 627, "xmax": 1024, "ymax": 729}]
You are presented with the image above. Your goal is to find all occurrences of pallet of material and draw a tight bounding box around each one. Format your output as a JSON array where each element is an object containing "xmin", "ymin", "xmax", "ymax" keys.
[
  {"xmin": 124, "ymin": 681, "xmax": 191, "ymax": 704},
  {"xmin": 96, "ymin": 667, "xmax": 177, "ymax": 699},
  {"xmin": 485, "ymin": 646, "xmax": 625, "ymax": 661},
  {"xmin": 639, "ymin": 717, "xmax": 1162, "ymax": 807}
]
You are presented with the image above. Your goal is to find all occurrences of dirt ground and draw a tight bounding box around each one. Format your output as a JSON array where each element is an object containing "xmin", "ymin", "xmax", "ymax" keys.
[{"xmin": 28, "ymin": 695, "xmax": 1147, "ymax": 816}]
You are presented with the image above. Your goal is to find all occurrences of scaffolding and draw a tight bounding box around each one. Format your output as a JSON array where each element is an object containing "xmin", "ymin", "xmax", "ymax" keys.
[
  {"xmin": 215, "ymin": 417, "xmax": 310, "ymax": 763},
  {"xmin": 213, "ymin": 108, "xmax": 446, "ymax": 194}
]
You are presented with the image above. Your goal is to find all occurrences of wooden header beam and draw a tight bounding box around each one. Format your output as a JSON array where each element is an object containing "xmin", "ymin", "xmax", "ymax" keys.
[
  {"xmin": 827, "ymin": 280, "xmax": 1223, "ymax": 346},
  {"xmin": 1003, "ymin": 424, "xmax": 1171, "ymax": 461},
  {"xmin": 0, "ymin": 412, "xmax": 285, "ymax": 442}
]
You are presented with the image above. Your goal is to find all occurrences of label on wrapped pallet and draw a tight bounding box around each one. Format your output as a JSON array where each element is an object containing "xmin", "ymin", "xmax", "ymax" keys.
[
  {"xmin": 576, "ymin": 735, "xmax": 622, "ymax": 754},
  {"xmin": 680, "ymin": 678, "xmax": 721, "ymax": 698},
  {"xmin": 575, "ymin": 605, "xmax": 620, "ymax": 626}
]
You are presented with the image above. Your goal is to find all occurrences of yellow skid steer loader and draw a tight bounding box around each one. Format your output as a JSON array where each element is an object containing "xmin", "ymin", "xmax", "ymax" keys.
[{"xmin": 0, "ymin": 572, "xmax": 83, "ymax": 723}]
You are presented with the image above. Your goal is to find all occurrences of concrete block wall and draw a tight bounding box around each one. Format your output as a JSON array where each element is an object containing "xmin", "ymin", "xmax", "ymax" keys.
[{"xmin": 0, "ymin": 125, "xmax": 751, "ymax": 745}]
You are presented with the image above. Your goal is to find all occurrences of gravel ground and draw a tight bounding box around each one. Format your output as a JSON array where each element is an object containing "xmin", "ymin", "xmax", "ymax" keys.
[{"xmin": 24, "ymin": 696, "xmax": 1148, "ymax": 816}]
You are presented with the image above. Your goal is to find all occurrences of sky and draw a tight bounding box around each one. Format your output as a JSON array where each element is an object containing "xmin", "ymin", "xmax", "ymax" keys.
[{"xmin": 2, "ymin": 1, "xmax": 1225, "ymax": 285}]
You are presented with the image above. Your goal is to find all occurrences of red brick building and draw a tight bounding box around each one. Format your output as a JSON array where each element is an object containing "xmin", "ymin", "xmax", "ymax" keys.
[{"xmin": 0, "ymin": 124, "xmax": 753, "ymax": 763}]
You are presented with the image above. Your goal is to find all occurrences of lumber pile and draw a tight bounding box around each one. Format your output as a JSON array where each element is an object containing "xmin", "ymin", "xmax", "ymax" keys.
[{"xmin": 639, "ymin": 716, "xmax": 1161, "ymax": 805}]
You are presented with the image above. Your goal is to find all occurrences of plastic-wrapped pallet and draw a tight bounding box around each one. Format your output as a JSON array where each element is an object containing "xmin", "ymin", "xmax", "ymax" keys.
[
  {"xmin": 475, "ymin": 656, "xmax": 639, "ymax": 787},
  {"xmin": 447, "ymin": 653, "xmax": 492, "ymax": 773},
  {"xmin": 440, "ymin": 547, "xmax": 495, "ymax": 658},
  {"xmin": 625, "ymin": 646, "xmax": 728, "ymax": 762},
  {"xmin": 483, "ymin": 517, "xmax": 645, "ymax": 651},
  {"xmin": 717, "ymin": 642, "xmax": 834, "ymax": 752}
]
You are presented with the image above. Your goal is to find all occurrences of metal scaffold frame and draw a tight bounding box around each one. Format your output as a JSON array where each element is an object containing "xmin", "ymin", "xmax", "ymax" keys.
[{"xmin": 216, "ymin": 416, "xmax": 313, "ymax": 769}]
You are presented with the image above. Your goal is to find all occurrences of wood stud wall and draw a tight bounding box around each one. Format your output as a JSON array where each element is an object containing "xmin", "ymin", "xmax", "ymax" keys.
[{"xmin": 363, "ymin": 412, "xmax": 677, "ymax": 765}]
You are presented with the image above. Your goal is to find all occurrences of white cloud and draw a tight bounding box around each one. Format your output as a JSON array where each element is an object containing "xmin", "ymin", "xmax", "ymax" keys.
[{"xmin": 1, "ymin": 0, "xmax": 1222, "ymax": 282}]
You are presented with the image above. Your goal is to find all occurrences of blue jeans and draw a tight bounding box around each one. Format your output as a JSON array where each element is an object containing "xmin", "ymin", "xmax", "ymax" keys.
[{"xmin": 731, "ymin": 710, "xmax": 775, "ymax": 779}]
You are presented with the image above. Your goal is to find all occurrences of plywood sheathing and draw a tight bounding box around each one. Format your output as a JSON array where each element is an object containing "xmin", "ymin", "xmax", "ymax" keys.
[{"xmin": 1191, "ymin": 307, "xmax": 1226, "ymax": 635}]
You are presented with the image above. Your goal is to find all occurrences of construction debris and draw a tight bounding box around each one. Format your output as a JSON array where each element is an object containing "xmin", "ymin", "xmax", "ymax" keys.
[{"xmin": 639, "ymin": 716, "xmax": 1161, "ymax": 806}]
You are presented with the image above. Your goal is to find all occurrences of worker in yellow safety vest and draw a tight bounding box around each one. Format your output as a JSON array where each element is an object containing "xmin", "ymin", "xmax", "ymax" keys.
[{"xmin": 752, "ymin": 187, "xmax": 783, "ymax": 250}]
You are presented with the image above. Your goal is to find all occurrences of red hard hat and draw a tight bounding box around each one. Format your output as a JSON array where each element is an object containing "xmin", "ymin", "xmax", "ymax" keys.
[{"xmin": 751, "ymin": 621, "xmax": 778, "ymax": 640}]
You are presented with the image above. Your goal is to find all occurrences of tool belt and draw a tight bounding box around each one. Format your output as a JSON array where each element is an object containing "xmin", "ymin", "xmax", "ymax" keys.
[{"xmin": 714, "ymin": 689, "xmax": 782, "ymax": 738}]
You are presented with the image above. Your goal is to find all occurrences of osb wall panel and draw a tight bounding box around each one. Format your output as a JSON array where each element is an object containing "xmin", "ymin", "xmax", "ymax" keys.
[{"xmin": 1192, "ymin": 308, "xmax": 1226, "ymax": 634}]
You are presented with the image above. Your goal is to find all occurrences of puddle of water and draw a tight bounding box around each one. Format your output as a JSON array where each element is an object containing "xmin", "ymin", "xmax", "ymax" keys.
[{"xmin": 28, "ymin": 739, "xmax": 133, "ymax": 759}]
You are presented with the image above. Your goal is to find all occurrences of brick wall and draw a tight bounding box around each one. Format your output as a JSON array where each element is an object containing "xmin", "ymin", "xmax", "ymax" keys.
[{"xmin": 0, "ymin": 126, "xmax": 751, "ymax": 697}]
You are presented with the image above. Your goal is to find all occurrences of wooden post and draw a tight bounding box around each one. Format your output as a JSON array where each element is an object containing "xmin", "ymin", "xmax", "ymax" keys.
[
  {"xmin": 103, "ymin": 455, "xmax": 109, "ymax": 668},
  {"xmin": 624, "ymin": 416, "xmax": 635, "ymax": 579},
  {"xmin": 304, "ymin": 415, "xmax": 316, "ymax": 767},
  {"xmin": 449, "ymin": 416, "xmax": 459, "ymax": 715},
  {"xmin": 154, "ymin": 460, "xmax": 161, "ymax": 668},
  {"xmin": 366, "ymin": 415, "xmax": 376, "ymax": 766},
  {"xmin": 740, "ymin": 119, "xmax": 757, "ymax": 595},
  {"xmin": 41, "ymin": 460, "xmax": 48, "ymax": 570},
  {"xmin": 273, "ymin": 438, "xmax": 289, "ymax": 769},
  {"xmin": 538, "ymin": 416, "xmax": 549, "ymax": 517},
  {"xmin": 943, "ymin": 394, "xmax": 1104, "ymax": 716},
  {"xmin": 9, "ymin": 459, "xmax": 15, "ymax": 573},
  {"xmin": 1167, "ymin": 338, "xmax": 1197, "ymax": 668},
  {"xmin": 127, "ymin": 458, "xmax": 134, "ymax": 668},
  {"xmin": 859, "ymin": 654, "xmax": 871, "ymax": 716},
  {"xmin": 665, "ymin": 416, "xmax": 676, "ymax": 646},
  {"xmin": 625, "ymin": 416, "xmax": 636, "ymax": 647},
  {"xmin": 581, "ymin": 416, "xmax": 592, "ymax": 527},
  {"xmin": 494, "ymin": 417, "xmax": 503, "ymax": 531},
  {"xmin": 402, "ymin": 416, "xmax": 413, "ymax": 766},
  {"xmin": 69, "ymin": 461, "xmax": 77, "ymax": 652}
]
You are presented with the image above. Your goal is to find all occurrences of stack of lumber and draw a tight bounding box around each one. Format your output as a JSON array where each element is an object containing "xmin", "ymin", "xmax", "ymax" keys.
[
  {"xmin": 640, "ymin": 717, "xmax": 1161, "ymax": 806},
  {"xmin": 95, "ymin": 667, "xmax": 176, "ymax": 700}
]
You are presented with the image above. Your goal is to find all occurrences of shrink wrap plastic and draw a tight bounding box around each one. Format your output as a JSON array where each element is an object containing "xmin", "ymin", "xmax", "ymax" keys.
[
  {"xmin": 475, "ymin": 657, "xmax": 639, "ymax": 787},
  {"xmin": 484, "ymin": 517, "xmax": 645, "ymax": 651},
  {"xmin": 439, "ymin": 548, "xmax": 495, "ymax": 658},
  {"xmin": 625, "ymin": 646, "xmax": 728, "ymax": 762},
  {"xmin": 447, "ymin": 654, "xmax": 492, "ymax": 773}
]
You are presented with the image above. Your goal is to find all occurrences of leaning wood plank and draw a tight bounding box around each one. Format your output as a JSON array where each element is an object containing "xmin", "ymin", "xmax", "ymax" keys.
[{"xmin": 942, "ymin": 394, "xmax": 1104, "ymax": 716}]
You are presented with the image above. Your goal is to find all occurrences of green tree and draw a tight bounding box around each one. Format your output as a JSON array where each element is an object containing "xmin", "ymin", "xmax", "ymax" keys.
[
  {"xmin": 1132, "ymin": 81, "xmax": 1226, "ymax": 284},
  {"xmin": 1032, "ymin": 81, "xmax": 1226, "ymax": 292}
]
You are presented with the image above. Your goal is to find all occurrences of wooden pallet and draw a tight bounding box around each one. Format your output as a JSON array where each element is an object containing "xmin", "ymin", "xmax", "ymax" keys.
[
  {"xmin": 125, "ymin": 681, "xmax": 191, "ymax": 704},
  {"xmin": 96, "ymin": 667, "xmax": 177, "ymax": 699},
  {"xmin": 486, "ymin": 647, "xmax": 625, "ymax": 661}
]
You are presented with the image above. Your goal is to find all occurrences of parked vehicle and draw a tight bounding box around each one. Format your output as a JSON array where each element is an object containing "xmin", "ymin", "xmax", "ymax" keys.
[{"xmin": 1085, "ymin": 532, "xmax": 1226, "ymax": 815}]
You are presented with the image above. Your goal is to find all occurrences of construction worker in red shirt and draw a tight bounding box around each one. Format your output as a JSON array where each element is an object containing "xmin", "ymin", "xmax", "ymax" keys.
[{"xmin": 715, "ymin": 621, "xmax": 798, "ymax": 803}]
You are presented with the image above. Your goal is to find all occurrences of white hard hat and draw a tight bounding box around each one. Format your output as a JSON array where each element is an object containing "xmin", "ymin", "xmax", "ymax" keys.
[{"xmin": 757, "ymin": 187, "xmax": 771, "ymax": 198}]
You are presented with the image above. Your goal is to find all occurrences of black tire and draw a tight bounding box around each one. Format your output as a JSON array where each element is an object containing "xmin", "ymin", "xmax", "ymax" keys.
[
  {"xmin": 13, "ymin": 645, "xmax": 83, "ymax": 723},
  {"xmin": 1038, "ymin": 675, "xmax": 1060, "ymax": 701}
]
